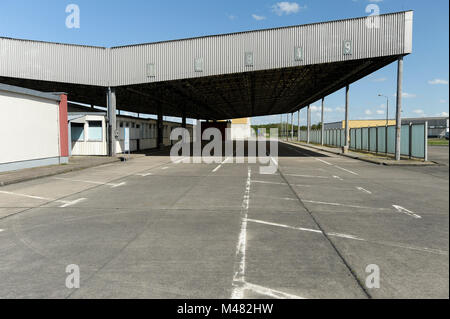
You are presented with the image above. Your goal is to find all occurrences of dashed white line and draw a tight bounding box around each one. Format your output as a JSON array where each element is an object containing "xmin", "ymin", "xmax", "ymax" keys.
[
  {"xmin": 315, "ymin": 158, "xmax": 333, "ymax": 165},
  {"xmin": 393, "ymin": 205, "xmax": 422, "ymax": 219},
  {"xmin": 161, "ymin": 167, "xmax": 169, "ymax": 170},
  {"xmin": 251, "ymin": 180, "xmax": 287, "ymax": 185},
  {"xmin": 231, "ymin": 167, "xmax": 251, "ymax": 299},
  {"xmin": 0, "ymin": 190, "xmax": 52, "ymax": 201},
  {"xmin": 335, "ymin": 165, "xmax": 359, "ymax": 176},
  {"xmin": 136, "ymin": 173, "xmax": 153, "ymax": 177},
  {"xmin": 52, "ymin": 177, "xmax": 126, "ymax": 188},
  {"xmin": 246, "ymin": 218, "xmax": 322, "ymax": 234},
  {"xmin": 59, "ymin": 198, "xmax": 86, "ymax": 208},
  {"xmin": 247, "ymin": 218, "xmax": 446, "ymax": 255},
  {"xmin": 243, "ymin": 282, "xmax": 305, "ymax": 299},
  {"xmin": 356, "ymin": 187, "xmax": 372, "ymax": 194},
  {"xmin": 212, "ymin": 157, "xmax": 230, "ymax": 173},
  {"xmin": 302, "ymin": 199, "xmax": 388, "ymax": 211},
  {"xmin": 0, "ymin": 229, "xmax": 4, "ymax": 233},
  {"xmin": 285, "ymin": 174, "xmax": 329, "ymax": 179},
  {"xmin": 333, "ymin": 175, "xmax": 343, "ymax": 181}
]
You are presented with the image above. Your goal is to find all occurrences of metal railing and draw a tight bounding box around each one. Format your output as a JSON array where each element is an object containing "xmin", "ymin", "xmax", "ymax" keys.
[{"xmin": 295, "ymin": 122, "xmax": 428, "ymax": 160}]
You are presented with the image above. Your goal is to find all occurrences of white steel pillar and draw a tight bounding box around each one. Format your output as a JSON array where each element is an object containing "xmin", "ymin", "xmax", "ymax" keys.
[{"xmin": 395, "ymin": 57, "xmax": 404, "ymax": 161}]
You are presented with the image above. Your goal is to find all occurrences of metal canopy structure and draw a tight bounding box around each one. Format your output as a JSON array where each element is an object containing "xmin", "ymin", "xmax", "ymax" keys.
[{"xmin": 0, "ymin": 11, "xmax": 413, "ymax": 120}]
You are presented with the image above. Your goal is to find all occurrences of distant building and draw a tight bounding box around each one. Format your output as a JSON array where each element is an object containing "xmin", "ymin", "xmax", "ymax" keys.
[
  {"xmin": 402, "ymin": 117, "xmax": 449, "ymax": 138},
  {"xmin": 230, "ymin": 118, "xmax": 252, "ymax": 140},
  {"xmin": 324, "ymin": 117, "xmax": 449, "ymax": 138},
  {"xmin": 323, "ymin": 119, "xmax": 396, "ymax": 130}
]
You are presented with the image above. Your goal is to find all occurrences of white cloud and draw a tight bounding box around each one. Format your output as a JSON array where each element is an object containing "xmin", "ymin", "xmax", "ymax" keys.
[
  {"xmin": 428, "ymin": 79, "xmax": 449, "ymax": 85},
  {"xmin": 412, "ymin": 109, "xmax": 424, "ymax": 115},
  {"xmin": 272, "ymin": 2, "xmax": 306, "ymax": 16},
  {"xmin": 439, "ymin": 99, "xmax": 448, "ymax": 104},
  {"xmin": 252, "ymin": 14, "xmax": 266, "ymax": 21},
  {"xmin": 373, "ymin": 77, "xmax": 387, "ymax": 82},
  {"xmin": 365, "ymin": 110, "xmax": 373, "ymax": 115},
  {"xmin": 369, "ymin": 0, "xmax": 383, "ymax": 3},
  {"xmin": 394, "ymin": 92, "xmax": 416, "ymax": 98},
  {"xmin": 335, "ymin": 107, "xmax": 345, "ymax": 113},
  {"xmin": 227, "ymin": 14, "xmax": 237, "ymax": 20},
  {"xmin": 308, "ymin": 105, "xmax": 333, "ymax": 113},
  {"xmin": 437, "ymin": 111, "xmax": 449, "ymax": 117},
  {"xmin": 376, "ymin": 110, "xmax": 385, "ymax": 115}
]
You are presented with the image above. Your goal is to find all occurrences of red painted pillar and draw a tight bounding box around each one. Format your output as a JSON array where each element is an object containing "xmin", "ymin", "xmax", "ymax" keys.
[{"xmin": 59, "ymin": 94, "xmax": 69, "ymax": 158}]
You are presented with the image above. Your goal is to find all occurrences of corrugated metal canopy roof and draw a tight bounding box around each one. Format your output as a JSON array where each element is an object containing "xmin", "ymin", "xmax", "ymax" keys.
[{"xmin": 0, "ymin": 11, "xmax": 413, "ymax": 120}]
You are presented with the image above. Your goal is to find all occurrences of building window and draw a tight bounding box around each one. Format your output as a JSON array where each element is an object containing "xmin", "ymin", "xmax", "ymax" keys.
[
  {"xmin": 71, "ymin": 123, "xmax": 85, "ymax": 142},
  {"xmin": 88, "ymin": 121, "xmax": 103, "ymax": 141},
  {"xmin": 119, "ymin": 122, "xmax": 124, "ymax": 128}
]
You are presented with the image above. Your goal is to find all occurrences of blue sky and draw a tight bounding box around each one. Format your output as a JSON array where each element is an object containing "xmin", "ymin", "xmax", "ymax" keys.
[{"xmin": 0, "ymin": 0, "xmax": 448, "ymax": 125}]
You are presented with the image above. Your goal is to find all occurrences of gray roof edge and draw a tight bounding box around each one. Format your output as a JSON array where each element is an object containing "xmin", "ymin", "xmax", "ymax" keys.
[{"xmin": 0, "ymin": 83, "xmax": 62, "ymax": 102}]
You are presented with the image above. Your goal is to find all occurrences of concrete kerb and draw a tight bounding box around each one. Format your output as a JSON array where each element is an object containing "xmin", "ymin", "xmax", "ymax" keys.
[
  {"xmin": 284, "ymin": 141, "xmax": 438, "ymax": 166},
  {"xmin": 0, "ymin": 154, "xmax": 146, "ymax": 187}
]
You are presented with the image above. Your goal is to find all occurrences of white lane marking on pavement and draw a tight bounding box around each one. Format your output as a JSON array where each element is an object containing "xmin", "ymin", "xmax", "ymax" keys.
[
  {"xmin": 246, "ymin": 218, "xmax": 322, "ymax": 234},
  {"xmin": 212, "ymin": 157, "xmax": 231, "ymax": 173},
  {"xmin": 111, "ymin": 182, "xmax": 126, "ymax": 188},
  {"xmin": 393, "ymin": 205, "xmax": 422, "ymax": 219},
  {"xmin": 136, "ymin": 173, "xmax": 153, "ymax": 177},
  {"xmin": 231, "ymin": 167, "xmax": 252, "ymax": 299},
  {"xmin": 161, "ymin": 167, "xmax": 169, "ymax": 170},
  {"xmin": 333, "ymin": 175, "xmax": 343, "ymax": 181},
  {"xmin": 315, "ymin": 158, "xmax": 332, "ymax": 165},
  {"xmin": 285, "ymin": 174, "xmax": 329, "ymax": 179},
  {"xmin": 0, "ymin": 190, "xmax": 52, "ymax": 201},
  {"xmin": 173, "ymin": 157, "xmax": 188, "ymax": 164},
  {"xmin": 59, "ymin": 198, "xmax": 86, "ymax": 208},
  {"xmin": 302, "ymin": 199, "xmax": 388, "ymax": 211},
  {"xmin": 0, "ymin": 229, "xmax": 4, "ymax": 233},
  {"xmin": 328, "ymin": 232, "xmax": 365, "ymax": 241},
  {"xmin": 0, "ymin": 190, "xmax": 78, "ymax": 206},
  {"xmin": 53, "ymin": 177, "xmax": 126, "ymax": 188},
  {"xmin": 315, "ymin": 157, "xmax": 359, "ymax": 176},
  {"xmin": 251, "ymin": 180, "xmax": 286, "ymax": 185},
  {"xmin": 270, "ymin": 157, "xmax": 278, "ymax": 166},
  {"xmin": 247, "ymin": 218, "xmax": 446, "ymax": 255},
  {"xmin": 356, "ymin": 187, "xmax": 372, "ymax": 194},
  {"xmin": 244, "ymin": 282, "xmax": 305, "ymax": 299},
  {"xmin": 335, "ymin": 165, "xmax": 359, "ymax": 175}
]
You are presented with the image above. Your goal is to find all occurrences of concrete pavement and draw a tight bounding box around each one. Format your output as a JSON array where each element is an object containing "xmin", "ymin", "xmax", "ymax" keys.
[{"xmin": 0, "ymin": 142, "xmax": 448, "ymax": 298}]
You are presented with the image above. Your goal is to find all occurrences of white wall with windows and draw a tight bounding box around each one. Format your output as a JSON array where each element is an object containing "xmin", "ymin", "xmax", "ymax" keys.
[
  {"xmin": 69, "ymin": 113, "xmax": 193, "ymax": 156},
  {"xmin": 70, "ymin": 115, "xmax": 108, "ymax": 156}
]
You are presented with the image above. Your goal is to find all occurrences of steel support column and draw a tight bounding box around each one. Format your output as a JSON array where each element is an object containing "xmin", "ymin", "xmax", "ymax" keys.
[
  {"xmin": 395, "ymin": 57, "xmax": 404, "ymax": 161},
  {"xmin": 307, "ymin": 105, "xmax": 311, "ymax": 143},
  {"xmin": 297, "ymin": 110, "xmax": 300, "ymax": 142},
  {"xmin": 107, "ymin": 87, "xmax": 117, "ymax": 157},
  {"xmin": 157, "ymin": 105, "xmax": 163, "ymax": 149},
  {"xmin": 344, "ymin": 85, "xmax": 350, "ymax": 152},
  {"xmin": 291, "ymin": 112, "xmax": 294, "ymax": 140},
  {"xmin": 321, "ymin": 97, "xmax": 325, "ymax": 146}
]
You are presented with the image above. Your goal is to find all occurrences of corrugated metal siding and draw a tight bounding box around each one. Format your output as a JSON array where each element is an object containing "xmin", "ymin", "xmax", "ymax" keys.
[
  {"xmin": 0, "ymin": 11, "xmax": 412, "ymax": 87},
  {"xmin": 111, "ymin": 11, "xmax": 411, "ymax": 86},
  {"xmin": 0, "ymin": 39, "xmax": 109, "ymax": 86}
]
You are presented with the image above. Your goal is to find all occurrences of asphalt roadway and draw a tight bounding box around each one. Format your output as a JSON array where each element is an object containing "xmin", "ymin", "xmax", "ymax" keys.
[{"xmin": 0, "ymin": 142, "xmax": 448, "ymax": 299}]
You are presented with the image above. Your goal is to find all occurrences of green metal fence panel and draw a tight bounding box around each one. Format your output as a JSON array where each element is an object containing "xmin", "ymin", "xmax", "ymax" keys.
[
  {"xmin": 369, "ymin": 127, "xmax": 377, "ymax": 152},
  {"xmin": 411, "ymin": 124, "xmax": 425, "ymax": 158},
  {"xmin": 387, "ymin": 126, "xmax": 396, "ymax": 154},
  {"xmin": 355, "ymin": 128, "xmax": 362, "ymax": 149},
  {"xmin": 377, "ymin": 127, "xmax": 386, "ymax": 153},
  {"xmin": 400, "ymin": 125, "xmax": 410, "ymax": 156},
  {"xmin": 362, "ymin": 128, "xmax": 369, "ymax": 150},
  {"xmin": 350, "ymin": 129, "xmax": 355, "ymax": 149}
]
